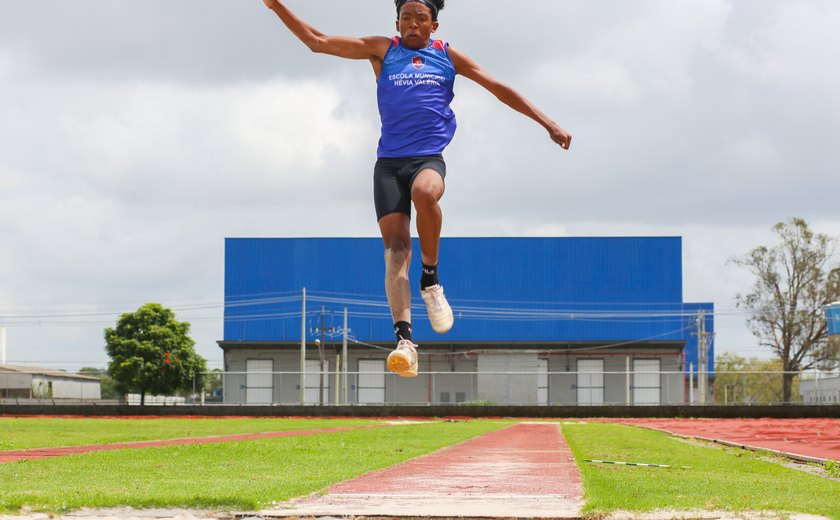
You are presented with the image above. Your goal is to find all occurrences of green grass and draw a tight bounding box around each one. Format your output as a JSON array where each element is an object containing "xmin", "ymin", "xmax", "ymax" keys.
[
  {"xmin": 826, "ymin": 459, "xmax": 840, "ymax": 478},
  {"xmin": 4, "ymin": 418, "xmax": 840, "ymax": 518},
  {"xmin": 562, "ymin": 422, "xmax": 840, "ymax": 519},
  {"xmin": 0, "ymin": 417, "xmax": 380, "ymax": 450},
  {"xmin": 0, "ymin": 419, "xmax": 511, "ymax": 513}
]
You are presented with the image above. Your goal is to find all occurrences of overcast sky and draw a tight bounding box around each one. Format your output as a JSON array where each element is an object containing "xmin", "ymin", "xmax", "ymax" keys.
[{"xmin": 1, "ymin": 0, "xmax": 839, "ymax": 371}]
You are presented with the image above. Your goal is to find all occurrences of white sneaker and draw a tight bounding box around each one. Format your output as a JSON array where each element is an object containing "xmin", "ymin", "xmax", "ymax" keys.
[
  {"xmin": 387, "ymin": 339, "xmax": 418, "ymax": 378},
  {"xmin": 421, "ymin": 284, "xmax": 454, "ymax": 333}
]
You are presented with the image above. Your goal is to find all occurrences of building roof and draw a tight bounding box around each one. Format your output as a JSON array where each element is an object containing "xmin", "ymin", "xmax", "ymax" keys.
[{"xmin": 0, "ymin": 364, "xmax": 101, "ymax": 381}]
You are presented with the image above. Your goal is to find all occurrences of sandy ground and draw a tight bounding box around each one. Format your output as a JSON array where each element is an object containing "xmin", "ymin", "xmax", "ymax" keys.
[{"xmin": 0, "ymin": 510, "xmax": 229, "ymax": 520}]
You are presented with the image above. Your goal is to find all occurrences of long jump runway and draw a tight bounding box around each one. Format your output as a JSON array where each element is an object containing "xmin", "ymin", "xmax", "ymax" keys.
[{"xmin": 258, "ymin": 422, "xmax": 583, "ymax": 519}]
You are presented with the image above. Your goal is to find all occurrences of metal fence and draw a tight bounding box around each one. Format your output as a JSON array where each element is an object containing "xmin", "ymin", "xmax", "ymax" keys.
[{"xmin": 2, "ymin": 369, "xmax": 838, "ymax": 406}]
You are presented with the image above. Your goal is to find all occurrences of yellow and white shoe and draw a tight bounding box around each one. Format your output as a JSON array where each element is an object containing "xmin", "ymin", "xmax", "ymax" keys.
[
  {"xmin": 387, "ymin": 339, "xmax": 419, "ymax": 378},
  {"xmin": 421, "ymin": 284, "xmax": 454, "ymax": 333}
]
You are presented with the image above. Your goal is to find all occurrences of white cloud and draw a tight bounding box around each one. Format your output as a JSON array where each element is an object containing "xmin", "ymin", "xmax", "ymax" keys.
[
  {"xmin": 729, "ymin": 1, "xmax": 840, "ymax": 90},
  {"xmin": 533, "ymin": 59, "xmax": 640, "ymax": 108},
  {"xmin": 725, "ymin": 132, "xmax": 781, "ymax": 172},
  {"xmin": 0, "ymin": 47, "xmax": 18, "ymax": 80},
  {"xmin": 531, "ymin": 0, "xmax": 732, "ymax": 103},
  {"xmin": 1, "ymin": 78, "xmax": 375, "ymax": 207}
]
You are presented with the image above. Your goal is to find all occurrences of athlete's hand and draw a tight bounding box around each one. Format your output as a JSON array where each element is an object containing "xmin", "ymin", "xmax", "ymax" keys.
[
  {"xmin": 263, "ymin": 0, "xmax": 279, "ymax": 9},
  {"xmin": 548, "ymin": 122, "xmax": 572, "ymax": 150}
]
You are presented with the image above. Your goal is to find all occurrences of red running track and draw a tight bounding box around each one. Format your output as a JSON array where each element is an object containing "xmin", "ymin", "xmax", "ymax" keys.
[{"xmin": 612, "ymin": 418, "xmax": 840, "ymax": 462}]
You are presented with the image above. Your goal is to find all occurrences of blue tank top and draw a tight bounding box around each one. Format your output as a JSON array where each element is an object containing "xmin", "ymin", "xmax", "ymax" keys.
[{"xmin": 377, "ymin": 37, "xmax": 457, "ymax": 158}]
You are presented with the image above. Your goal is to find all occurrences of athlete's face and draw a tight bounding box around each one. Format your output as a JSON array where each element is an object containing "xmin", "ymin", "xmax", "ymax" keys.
[{"xmin": 396, "ymin": 2, "xmax": 438, "ymax": 50}]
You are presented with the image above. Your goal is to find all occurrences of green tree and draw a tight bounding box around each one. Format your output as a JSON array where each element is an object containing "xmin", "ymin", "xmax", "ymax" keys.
[
  {"xmin": 731, "ymin": 218, "xmax": 840, "ymax": 402},
  {"xmin": 104, "ymin": 303, "xmax": 206, "ymax": 405},
  {"xmin": 714, "ymin": 353, "xmax": 798, "ymax": 404},
  {"xmin": 202, "ymin": 368, "xmax": 224, "ymax": 402},
  {"xmin": 826, "ymin": 336, "xmax": 840, "ymax": 371}
]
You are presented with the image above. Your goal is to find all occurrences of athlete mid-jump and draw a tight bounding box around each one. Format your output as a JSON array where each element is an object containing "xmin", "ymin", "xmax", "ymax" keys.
[{"xmin": 263, "ymin": 0, "xmax": 572, "ymax": 377}]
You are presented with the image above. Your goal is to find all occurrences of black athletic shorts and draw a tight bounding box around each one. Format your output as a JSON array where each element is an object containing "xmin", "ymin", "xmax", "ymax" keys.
[{"xmin": 373, "ymin": 155, "xmax": 446, "ymax": 221}]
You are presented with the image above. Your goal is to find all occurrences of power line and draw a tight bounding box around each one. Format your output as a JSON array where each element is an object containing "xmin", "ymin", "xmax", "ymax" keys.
[{"xmin": 3, "ymin": 287, "xmax": 783, "ymax": 330}]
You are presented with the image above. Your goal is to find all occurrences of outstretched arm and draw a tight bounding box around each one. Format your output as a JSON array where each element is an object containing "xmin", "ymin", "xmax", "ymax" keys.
[
  {"xmin": 262, "ymin": 0, "xmax": 390, "ymax": 62},
  {"xmin": 449, "ymin": 46, "xmax": 572, "ymax": 150}
]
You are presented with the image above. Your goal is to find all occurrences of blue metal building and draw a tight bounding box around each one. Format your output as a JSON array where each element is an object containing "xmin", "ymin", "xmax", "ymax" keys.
[
  {"xmin": 828, "ymin": 302, "xmax": 840, "ymax": 336},
  {"xmin": 219, "ymin": 237, "xmax": 714, "ymax": 405}
]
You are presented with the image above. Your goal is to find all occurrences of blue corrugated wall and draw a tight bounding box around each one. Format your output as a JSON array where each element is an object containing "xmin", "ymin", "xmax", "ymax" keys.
[
  {"xmin": 828, "ymin": 303, "xmax": 840, "ymax": 336},
  {"xmin": 223, "ymin": 237, "xmax": 713, "ymax": 371}
]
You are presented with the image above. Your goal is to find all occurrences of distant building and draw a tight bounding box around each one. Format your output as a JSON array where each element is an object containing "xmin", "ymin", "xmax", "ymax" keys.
[
  {"xmin": 827, "ymin": 302, "xmax": 840, "ymax": 336},
  {"xmin": 218, "ymin": 237, "xmax": 714, "ymax": 406},
  {"xmin": 0, "ymin": 364, "xmax": 102, "ymax": 400},
  {"xmin": 800, "ymin": 375, "xmax": 840, "ymax": 404}
]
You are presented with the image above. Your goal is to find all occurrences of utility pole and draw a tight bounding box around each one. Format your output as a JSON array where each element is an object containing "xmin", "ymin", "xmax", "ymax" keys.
[
  {"xmin": 688, "ymin": 363, "xmax": 694, "ymax": 404},
  {"xmin": 695, "ymin": 311, "xmax": 708, "ymax": 405},
  {"xmin": 300, "ymin": 288, "xmax": 306, "ymax": 404},
  {"xmin": 312, "ymin": 306, "xmax": 336, "ymax": 405},
  {"xmin": 342, "ymin": 308, "xmax": 348, "ymax": 405}
]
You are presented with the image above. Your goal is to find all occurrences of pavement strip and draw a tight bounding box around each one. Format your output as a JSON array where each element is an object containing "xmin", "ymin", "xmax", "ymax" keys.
[{"xmin": 247, "ymin": 421, "xmax": 584, "ymax": 519}]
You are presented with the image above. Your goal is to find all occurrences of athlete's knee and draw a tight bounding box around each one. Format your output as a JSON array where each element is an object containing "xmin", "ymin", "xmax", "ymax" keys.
[
  {"xmin": 384, "ymin": 248, "xmax": 410, "ymax": 287},
  {"xmin": 412, "ymin": 184, "xmax": 442, "ymax": 212},
  {"xmin": 411, "ymin": 171, "xmax": 444, "ymax": 207},
  {"xmin": 384, "ymin": 232, "xmax": 410, "ymax": 255},
  {"xmin": 379, "ymin": 212, "xmax": 411, "ymax": 252},
  {"xmin": 383, "ymin": 235, "xmax": 411, "ymax": 269}
]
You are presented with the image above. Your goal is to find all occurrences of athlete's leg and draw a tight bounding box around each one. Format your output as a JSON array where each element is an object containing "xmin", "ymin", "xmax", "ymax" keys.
[
  {"xmin": 379, "ymin": 212, "xmax": 419, "ymax": 377},
  {"xmin": 378, "ymin": 212, "xmax": 412, "ymax": 327},
  {"xmin": 411, "ymin": 168, "xmax": 453, "ymax": 334},
  {"xmin": 411, "ymin": 168, "xmax": 445, "ymax": 267}
]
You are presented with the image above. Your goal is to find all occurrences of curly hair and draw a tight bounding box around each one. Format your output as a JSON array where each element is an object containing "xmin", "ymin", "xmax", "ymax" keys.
[{"xmin": 395, "ymin": 0, "xmax": 446, "ymax": 21}]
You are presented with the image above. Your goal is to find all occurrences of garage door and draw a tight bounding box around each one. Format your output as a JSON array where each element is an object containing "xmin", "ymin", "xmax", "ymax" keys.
[
  {"xmin": 577, "ymin": 359, "xmax": 604, "ymax": 405},
  {"xmin": 246, "ymin": 359, "xmax": 273, "ymax": 404},
  {"xmin": 305, "ymin": 359, "xmax": 331, "ymax": 404},
  {"xmin": 358, "ymin": 359, "xmax": 385, "ymax": 404},
  {"xmin": 633, "ymin": 359, "xmax": 661, "ymax": 405}
]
